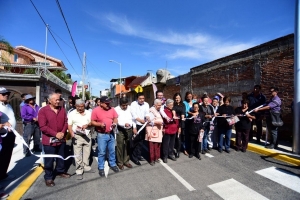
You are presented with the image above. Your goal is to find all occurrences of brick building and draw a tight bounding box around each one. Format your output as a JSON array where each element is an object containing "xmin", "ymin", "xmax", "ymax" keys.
[{"xmin": 164, "ymin": 34, "xmax": 294, "ymax": 140}]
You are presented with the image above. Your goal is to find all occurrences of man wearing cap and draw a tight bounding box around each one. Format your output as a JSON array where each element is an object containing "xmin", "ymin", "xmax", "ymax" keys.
[
  {"xmin": 21, "ymin": 94, "xmax": 41, "ymax": 156},
  {"xmin": 91, "ymin": 96, "xmax": 119, "ymax": 177},
  {"xmin": 68, "ymin": 99, "xmax": 94, "ymax": 180},
  {"xmin": 0, "ymin": 87, "xmax": 16, "ymax": 182},
  {"xmin": 38, "ymin": 92, "xmax": 70, "ymax": 187}
]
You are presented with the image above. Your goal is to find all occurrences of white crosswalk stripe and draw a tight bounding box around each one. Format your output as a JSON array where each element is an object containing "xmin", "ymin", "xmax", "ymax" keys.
[
  {"xmin": 255, "ymin": 166, "xmax": 300, "ymax": 193},
  {"xmin": 208, "ymin": 178, "xmax": 269, "ymax": 200},
  {"xmin": 157, "ymin": 195, "xmax": 180, "ymax": 200}
]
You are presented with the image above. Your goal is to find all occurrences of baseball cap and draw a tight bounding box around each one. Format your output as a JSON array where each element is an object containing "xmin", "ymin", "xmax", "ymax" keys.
[
  {"xmin": 213, "ymin": 96, "xmax": 220, "ymax": 101},
  {"xmin": 24, "ymin": 94, "xmax": 35, "ymax": 101},
  {"xmin": 0, "ymin": 87, "xmax": 10, "ymax": 94},
  {"xmin": 100, "ymin": 96, "xmax": 111, "ymax": 103}
]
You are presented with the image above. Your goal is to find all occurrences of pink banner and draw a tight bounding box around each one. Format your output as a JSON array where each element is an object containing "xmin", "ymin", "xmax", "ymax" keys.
[{"xmin": 71, "ymin": 81, "xmax": 77, "ymax": 97}]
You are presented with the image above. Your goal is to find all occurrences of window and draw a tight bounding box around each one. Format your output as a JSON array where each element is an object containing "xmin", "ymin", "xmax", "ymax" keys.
[
  {"xmin": 34, "ymin": 62, "xmax": 50, "ymax": 66},
  {"xmin": 14, "ymin": 54, "xmax": 18, "ymax": 62}
]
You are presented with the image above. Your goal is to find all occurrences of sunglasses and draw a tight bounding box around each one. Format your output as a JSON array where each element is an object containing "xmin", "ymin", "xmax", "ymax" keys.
[{"xmin": 0, "ymin": 93, "xmax": 10, "ymax": 96}]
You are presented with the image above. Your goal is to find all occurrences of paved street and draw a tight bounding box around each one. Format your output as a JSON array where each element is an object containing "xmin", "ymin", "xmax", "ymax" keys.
[{"xmin": 19, "ymin": 135, "xmax": 300, "ymax": 200}]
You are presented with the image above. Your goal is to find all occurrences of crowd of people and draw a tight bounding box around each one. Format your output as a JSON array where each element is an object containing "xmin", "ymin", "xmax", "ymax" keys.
[{"xmin": 0, "ymin": 84, "xmax": 282, "ymax": 196}]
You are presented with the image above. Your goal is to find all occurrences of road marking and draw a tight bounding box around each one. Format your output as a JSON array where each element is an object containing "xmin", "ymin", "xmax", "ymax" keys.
[
  {"xmin": 205, "ymin": 153, "xmax": 214, "ymax": 158},
  {"xmin": 159, "ymin": 159, "xmax": 196, "ymax": 191},
  {"xmin": 208, "ymin": 178, "xmax": 269, "ymax": 200},
  {"xmin": 157, "ymin": 194, "xmax": 180, "ymax": 200},
  {"xmin": 94, "ymin": 157, "xmax": 109, "ymax": 178},
  {"xmin": 255, "ymin": 166, "xmax": 300, "ymax": 193}
]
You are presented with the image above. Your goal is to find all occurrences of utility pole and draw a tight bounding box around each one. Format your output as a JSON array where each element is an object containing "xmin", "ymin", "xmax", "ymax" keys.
[{"xmin": 82, "ymin": 52, "xmax": 86, "ymax": 101}]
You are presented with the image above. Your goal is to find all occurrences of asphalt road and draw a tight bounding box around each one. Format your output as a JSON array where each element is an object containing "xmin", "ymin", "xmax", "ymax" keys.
[{"xmin": 21, "ymin": 136, "xmax": 300, "ymax": 200}]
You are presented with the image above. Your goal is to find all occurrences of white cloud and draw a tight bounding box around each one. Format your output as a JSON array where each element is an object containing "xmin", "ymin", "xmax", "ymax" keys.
[{"xmin": 90, "ymin": 12, "xmax": 258, "ymax": 61}]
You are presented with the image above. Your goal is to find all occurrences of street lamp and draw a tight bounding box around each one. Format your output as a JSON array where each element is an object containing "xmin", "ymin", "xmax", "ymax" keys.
[{"xmin": 109, "ymin": 60, "xmax": 122, "ymax": 103}]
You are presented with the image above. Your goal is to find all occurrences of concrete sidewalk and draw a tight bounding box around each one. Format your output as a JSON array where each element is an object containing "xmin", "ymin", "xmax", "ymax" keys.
[{"xmin": 2, "ymin": 132, "xmax": 300, "ymax": 200}]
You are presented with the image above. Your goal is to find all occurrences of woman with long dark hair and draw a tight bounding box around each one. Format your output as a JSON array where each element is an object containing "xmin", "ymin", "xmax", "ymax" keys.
[{"xmin": 172, "ymin": 93, "xmax": 186, "ymax": 158}]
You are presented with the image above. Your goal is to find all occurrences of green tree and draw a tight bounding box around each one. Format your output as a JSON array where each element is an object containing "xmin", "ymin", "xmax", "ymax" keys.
[
  {"xmin": 0, "ymin": 37, "xmax": 14, "ymax": 71},
  {"xmin": 51, "ymin": 70, "xmax": 72, "ymax": 84},
  {"xmin": 79, "ymin": 91, "xmax": 91, "ymax": 100}
]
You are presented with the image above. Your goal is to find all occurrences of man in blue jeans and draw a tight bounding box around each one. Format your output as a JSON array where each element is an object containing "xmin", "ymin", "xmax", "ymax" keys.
[{"xmin": 91, "ymin": 96, "xmax": 119, "ymax": 177}]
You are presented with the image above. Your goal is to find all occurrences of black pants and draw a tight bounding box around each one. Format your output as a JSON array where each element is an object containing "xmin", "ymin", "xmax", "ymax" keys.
[
  {"xmin": 162, "ymin": 134, "xmax": 176, "ymax": 158},
  {"xmin": 131, "ymin": 125, "xmax": 145, "ymax": 162},
  {"xmin": 250, "ymin": 117, "xmax": 263, "ymax": 141},
  {"xmin": 43, "ymin": 143, "xmax": 66, "ymax": 180},
  {"xmin": 189, "ymin": 134, "xmax": 201, "ymax": 156},
  {"xmin": 174, "ymin": 132, "xmax": 181, "ymax": 153},
  {"xmin": 0, "ymin": 132, "xmax": 15, "ymax": 180}
]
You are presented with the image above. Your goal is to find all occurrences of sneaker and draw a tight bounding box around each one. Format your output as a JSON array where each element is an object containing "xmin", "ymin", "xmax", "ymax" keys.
[
  {"xmin": 225, "ymin": 149, "xmax": 230, "ymax": 153},
  {"xmin": 111, "ymin": 166, "xmax": 119, "ymax": 173},
  {"xmin": 76, "ymin": 174, "xmax": 83, "ymax": 180},
  {"xmin": 98, "ymin": 169, "xmax": 105, "ymax": 177},
  {"xmin": 0, "ymin": 175, "xmax": 15, "ymax": 182},
  {"xmin": 149, "ymin": 161, "xmax": 155, "ymax": 166},
  {"xmin": 0, "ymin": 192, "xmax": 9, "ymax": 199}
]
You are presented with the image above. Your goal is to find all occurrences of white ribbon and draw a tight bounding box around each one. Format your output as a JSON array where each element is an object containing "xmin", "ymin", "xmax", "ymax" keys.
[{"xmin": 5, "ymin": 126, "xmax": 77, "ymax": 160}]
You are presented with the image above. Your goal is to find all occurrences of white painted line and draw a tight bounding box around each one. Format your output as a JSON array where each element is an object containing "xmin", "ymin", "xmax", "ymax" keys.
[
  {"xmin": 94, "ymin": 157, "xmax": 109, "ymax": 178},
  {"xmin": 205, "ymin": 153, "xmax": 214, "ymax": 158},
  {"xmin": 157, "ymin": 194, "xmax": 180, "ymax": 200},
  {"xmin": 159, "ymin": 159, "xmax": 196, "ymax": 191},
  {"xmin": 255, "ymin": 166, "xmax": 300, "ymax": 193},
  {"xmin": 208, "ymin": 178, "xmax": 269, "ymax": 200}
]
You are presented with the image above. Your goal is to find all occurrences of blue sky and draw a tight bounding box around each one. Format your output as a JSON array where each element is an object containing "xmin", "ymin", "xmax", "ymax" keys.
[{"xmin": 0, "ymin": 0, "xmax": 295, "ymax": 96}]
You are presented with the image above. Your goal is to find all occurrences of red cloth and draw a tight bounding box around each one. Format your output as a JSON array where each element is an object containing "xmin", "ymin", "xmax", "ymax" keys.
[
  {"xmin": 149, "ymin": 141, "xmax": 161, "ymax": 162},
  {"xmin": 163, "ymin": 108, "xmax": 179, "ymax": 134},
  {"xmin": 38, "ymin": 105, "xmax": 68, "ymax": 146},
  {"xmin": 91, "ymin": 107, "xmax": 118, "ymax": 133}
]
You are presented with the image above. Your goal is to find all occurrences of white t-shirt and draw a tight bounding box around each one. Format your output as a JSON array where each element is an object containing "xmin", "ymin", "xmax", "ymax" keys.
[{"xmin": 0, "ymin": 102, "xmax": 16, "ymax": 129}]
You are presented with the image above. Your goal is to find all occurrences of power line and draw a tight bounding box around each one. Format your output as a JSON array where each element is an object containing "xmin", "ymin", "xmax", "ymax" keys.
[
  {"xmin": 55, "ymin": 0, "xmax": 82, "ymax": 66},
  {"xmin": 29, "ymin": 0, "xmax": 81, "ymax": 78}
]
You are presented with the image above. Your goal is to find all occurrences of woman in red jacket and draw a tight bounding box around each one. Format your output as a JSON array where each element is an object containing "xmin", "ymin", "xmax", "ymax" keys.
[{"xmin": 162, "ymin": 99, "xmax": 180, "ymax": 163}]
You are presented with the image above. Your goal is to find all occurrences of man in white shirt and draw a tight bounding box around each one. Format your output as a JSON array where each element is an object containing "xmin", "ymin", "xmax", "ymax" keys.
[
  {"xmin": 0, "ymin": 87, "xmax": 16, "ymax": 182},
  {"xmin": 115, "ymin": 97, "xmax": 135, "ymax": 170},
  {"xmin": 68, "ymin": 99, "xmax": 93, "ymax": 180},
  {"xmin": 130, "ymin": 93, "xmax": 150, "ymax": 165}
]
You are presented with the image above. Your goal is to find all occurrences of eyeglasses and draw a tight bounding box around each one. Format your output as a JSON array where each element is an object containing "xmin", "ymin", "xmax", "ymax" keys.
[{"xmin": 0, "ymin": 93, "xmax": 10, "ymax": 96}]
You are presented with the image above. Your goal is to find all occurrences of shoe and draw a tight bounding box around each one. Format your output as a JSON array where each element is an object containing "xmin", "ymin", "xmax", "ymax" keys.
[
  {"xmin": 138, "ymin": 156, "xmax": 145, "ymax": 161},
  {"xmin": 241, "ymin": 149, "xmax": 246, "ymax": 153},
  {"xmin": 155, "ymin": 159, "xmax": 160, "ymax": 163},
  {"xmin": 117, "ymin": 164, "xmax": 124, "ymax": 170},
  {"xmin": 45, "ymin": 180, "xmax": 55, "ymax": 187},
  {"xmin": 84, "ymin": 169, "xmax": 95, "ymax": 173},
  {"xmin": 0, "ymin": 192, "xmax": 8, "ymax": 199},
  {"xmin": 111, "ymin": 166, "xmax": 119, "ymax": 173},
  {"xmin": 265, "ymin": 145, "xmax": 274, "ymax": 149},
  {"xmin": 163, "ymin": 158, "xmax": 168, "ymax": 163},
  {"xmin": 132, "ymin": 160, "xmax": 141, "ymax": 166},
  {"xmin": 99, "ymin": 169, "xmax": 105, "ymax": 177},
  {"xmin": 201, "ymin": 150, "xmax": 205, "ymax": 154},
  {"xmin": 0, "ymin": 174, "xmax": 15, "ymax": 182},
  {"xmin": 236, "ymin": 148, "xmax": 240, "ymax": 152},
  {"xmin": 204, "ymin": 149, "xmax": 210, "ymax": 153},
  {"xmin": 149, "ymin": 161, "xmax": 155, "ymax": 166},
  {"xmin": 175, "ymin": 152, "xmax": 180, "ymax": 158},
  {"xmin": 188, "ymin": 155, "xmax": 193, "ymax": 158},
  {"xmin": 195, "ymin": 155, "xmax": 201, "ymax": 160},
  {"xmin": 218, "ymin": 149, "xmax": 223, "ymax": 153},
  {"xmin": 225, "ymin": 149, "xmax": 230, "ymax": 153},
  {"xmin": 124, "ymin": 163, "xmax": 133, "ymax": 168},
  {"xmin": 57, "ymin": 173, "xmax": 71, "ymax": 178},
  {"xmin": 76, "ymin": 174, "xmax": 83, "ymax": 180},
  {"xmin": 168, "ymin": 156, "xmax": 176, "ymax": 161}
]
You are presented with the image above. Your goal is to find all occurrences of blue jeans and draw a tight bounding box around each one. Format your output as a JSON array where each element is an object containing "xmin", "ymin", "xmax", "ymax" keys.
[
  {"xmin": 202, "ymin": 126, "xmax": 210, "ymax": 151},
  {"xmin": 97, "ymin": 133, "xmax": 116, "ymax": 170},
  {"xmin": 218, "ymin": 128, "xmax": 232, "ymax": 151}
]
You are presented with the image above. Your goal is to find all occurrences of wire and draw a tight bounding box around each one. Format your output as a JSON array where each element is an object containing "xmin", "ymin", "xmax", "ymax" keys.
[
  {"xmin": 55, "ymin": 0, "xmax": 82, "ymax": 66},
  {"xmin": 29, "ymin": 0, "xmax": 81, "ymax": 78}
]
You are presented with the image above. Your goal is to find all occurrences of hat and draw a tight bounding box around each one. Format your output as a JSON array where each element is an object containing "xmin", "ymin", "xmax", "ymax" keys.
[
  {"xmin": 213, "ymin": 96, "xmax": 220, "ymax": 101},
  {"xmin": 0, "ymin": 87, "xmax": 10, "ymax": 94},
  {"xmin": 100, "ymin": 96, "xmax": 111, "ymax": 103},
  {"xmin": 24, "ymin": 94, "xmax": 35, "ymax": 101}
]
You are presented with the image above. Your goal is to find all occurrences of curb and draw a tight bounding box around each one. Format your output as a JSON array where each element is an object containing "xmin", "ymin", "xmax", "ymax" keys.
[
  {"xmin": 230, "ymin": 139, "xmax": 300, "ymax": 166},
  {"xmin": 7, "ymin": 165, "xmax": 43, "ymax": 200}
]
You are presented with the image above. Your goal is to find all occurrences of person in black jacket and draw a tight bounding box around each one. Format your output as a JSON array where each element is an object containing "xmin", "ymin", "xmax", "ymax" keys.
[
  {"xmin": 216, "ymin": 96, "xmax": 235, "ymax": 153},
  {"xmin": 235, "ymin": 99, "xmax": 256, "ymax": 152},
  {"xmin": 186, "ymin": 102, "xmax": 205, "ymax": 160}
]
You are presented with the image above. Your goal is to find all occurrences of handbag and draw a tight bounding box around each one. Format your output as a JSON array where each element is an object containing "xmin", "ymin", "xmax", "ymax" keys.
[
  {"xmin": 226, "ymin": 116, "xmax": 239, "ymax": 126},
  {"xmin": 270, "ymin": 100, "xmax": 283, "ymax": 127}
]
